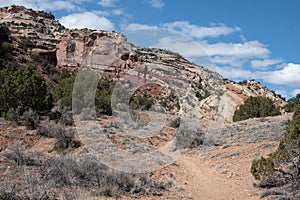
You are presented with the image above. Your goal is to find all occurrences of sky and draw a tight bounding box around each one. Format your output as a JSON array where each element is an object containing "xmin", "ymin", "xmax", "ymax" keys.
[{"xmin": 1, "ymin": 0, "xmax": 300, "ymax": 99}]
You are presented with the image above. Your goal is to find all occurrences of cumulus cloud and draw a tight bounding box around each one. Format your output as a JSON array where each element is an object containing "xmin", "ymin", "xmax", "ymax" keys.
[
  {"xmin": 145, "ymin": 0, "xmax": 164, "ymax": 8},
  {"xmin": 215, "ymin": 63, "xmax": 300, "ymax": 88},
  {"xmin": 251, "ymin": 58, "xmax": 283, "ymax": 70},
  {"xmin": 205, "ymin": 40, "xmax": 270, "ymax": 67},
  {"xmin": 201, "ymin": 41, "xmax": 269, "ymax": 59},
  {"xmin": 263, "ymin": 63, "xmax": 300, "ymax": 87},
  {"xmin": 59, "ymin": 12, "xmax": 114, "ymax": 31},
  {"xmin": 163, "ymin": 21, "xmax": 241, "ymax": 39}
]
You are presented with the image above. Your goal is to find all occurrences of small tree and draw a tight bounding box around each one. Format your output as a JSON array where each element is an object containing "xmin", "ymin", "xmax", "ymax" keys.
[
  {"xmin": 95, "ymin": 79, "xmax": 115, "ymax": 115},
  {"xmin": 251, "ymin": 107, "xmax": 300, "ymax": 188},
  {"xmin": 233, "ymin": 96, "xmax": 281, "ymax": 122},
  {"xmin": 0, "ymin": 65, "xmax": 53, "ymax": 116}
]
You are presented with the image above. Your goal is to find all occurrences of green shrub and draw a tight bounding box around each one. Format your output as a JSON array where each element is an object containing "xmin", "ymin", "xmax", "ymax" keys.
[
  {"xmin": 251, "ymin": 107, "xmax": 300, "ymax": 188},
  {"xmin": 251, "ymin": 156, "xmax": 275, "ymax": 181},
  {"xmin": 0, "ymin": 65, "xmax": 53, "ymax": 116},
  {"xmin": 95, "ymin": 78, "xmax": 115, "ymax": 115},
  {"xmin": 233, "ymin": 96, "xmax": 280, "ymax": 122}
]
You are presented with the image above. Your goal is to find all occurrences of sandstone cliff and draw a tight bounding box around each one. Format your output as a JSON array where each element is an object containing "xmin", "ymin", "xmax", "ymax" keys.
[{"xmin": 0, "ymin": 5, "xmax": 287, "ymax": 124}]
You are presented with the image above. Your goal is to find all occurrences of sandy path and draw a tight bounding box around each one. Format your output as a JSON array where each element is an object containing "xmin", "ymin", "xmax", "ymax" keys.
[
  {"xmin": 179, "ymin": 154, "xmax": 257, "ymax": 200},
  {"xmin": 159, "ymin": 141, "xmax": 279, "ymax": 200}
]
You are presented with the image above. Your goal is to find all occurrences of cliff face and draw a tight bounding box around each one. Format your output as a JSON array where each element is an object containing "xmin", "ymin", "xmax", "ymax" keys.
[
  {"xmin": 56, "ymin": 30, "xmax": 134, "ymax": 71},
  {"xmin": 0, "ymin": 5, "xmax": 287, "ymax": 124}
]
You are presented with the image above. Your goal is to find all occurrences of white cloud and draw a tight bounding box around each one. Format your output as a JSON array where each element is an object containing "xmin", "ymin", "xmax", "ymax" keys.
[
  {"xmin": 59, "ymin": 12, "xmax": 114, "ymax": 31},
  {"xmin": 215, "ymin": 63, "xmax": 300, "ymax": 88},
  {"xmin": 98, "ymin": 0, "xmax": 117, "ymax": 7},
  {"xmin": 145, "ymin": 0, "xmax": 164, "ymax": 9},
  {"xmin": 201, "ymin": 40, "xmax": 270, "ymax": 67},
  {"xmin": 263, "ymin": 63, "xmax": 300, "ymax": 87},
  {"xmin": 250, "ymin": 58, "xmax": 283, "ymax": 70},
  {"xmin": 163, "ymin": 21, "xmax": 240, "ymax": 39},
  {"xmin": 292, "ymin": 89, "xmax": 300, "ymax": 97},
  {"xmin": 201, "ymin": 41, "xmax": 269, "ymax": 59}
]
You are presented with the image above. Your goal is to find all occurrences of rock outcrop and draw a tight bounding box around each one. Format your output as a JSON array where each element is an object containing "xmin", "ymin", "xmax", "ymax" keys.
[{"xmin": 0, "ymin": 5, "xmax": 287, "ymax": 124}]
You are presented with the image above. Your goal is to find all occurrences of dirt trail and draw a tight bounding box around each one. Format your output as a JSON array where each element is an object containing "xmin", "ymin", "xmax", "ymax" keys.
[
  {"xmin": 151, "ymin": 141, "xmax": 281, "ymax": 200},
  {"xmin": 180, "ymin": 154, "xmax": 257, "ymax": 200},
  {"xmin": 167, "ymin": 141, "xmax": 279, "ymax": 200}
]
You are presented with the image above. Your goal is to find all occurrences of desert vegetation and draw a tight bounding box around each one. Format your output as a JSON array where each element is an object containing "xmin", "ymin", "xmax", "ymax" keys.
[
  {"xmin": 1, "ymin": 7, "xmax": 299, "ymax": 199},
  {"xmin": 251, "ymin": 107, "xmax": 300, "ymax": 199},
  {"xmin": 1, "ymin": 152, "xmax": 167, "ymax": 199},
  {"xmin": 0, "ymin": 23, "xmax": 171, "ymax": 199},
  {"xmin": 233, "ymin": 96, "xmax": 281, "ymax": 122}
]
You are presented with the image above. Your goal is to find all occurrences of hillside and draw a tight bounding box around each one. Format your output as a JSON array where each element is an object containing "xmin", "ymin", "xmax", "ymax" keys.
[
  {"xmin": 0, "ymin": 5, "xmax": 294, "ymax": 200},
  {"xmin": 0, "ymin": 5, "xmax": 287, "ymax": 122}
]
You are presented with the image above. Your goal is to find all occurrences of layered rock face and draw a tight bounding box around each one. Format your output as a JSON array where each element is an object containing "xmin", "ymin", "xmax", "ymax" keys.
[
  {"xmin": 56, "ymin": 30, "xmax": 134, "ymax": 70},
  {"xmin": 0, "ymin": 5, "xmax": 64, "ymax": 63},
  {"xmin": 0, "ymin": 5, "xmax": 287, "ymax": 124}
]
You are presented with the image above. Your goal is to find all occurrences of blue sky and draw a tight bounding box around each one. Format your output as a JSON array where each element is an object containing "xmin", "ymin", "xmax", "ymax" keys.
[{"xmin": 1, "ymin": 0, "xmax": 300, "ymax": 99}]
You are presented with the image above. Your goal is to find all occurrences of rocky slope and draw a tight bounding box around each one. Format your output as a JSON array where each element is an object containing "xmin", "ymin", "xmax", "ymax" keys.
[
  {"xmin": 0, "ymin": 108, "xmax": 292, "ymax": 199},
  {"xmin": 0, "ymin": 5, "xmax": 287, "ymax": 125},
  {"xmin": 0, "ymin": 5, "xmax": 294, "ymax": 199}
]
